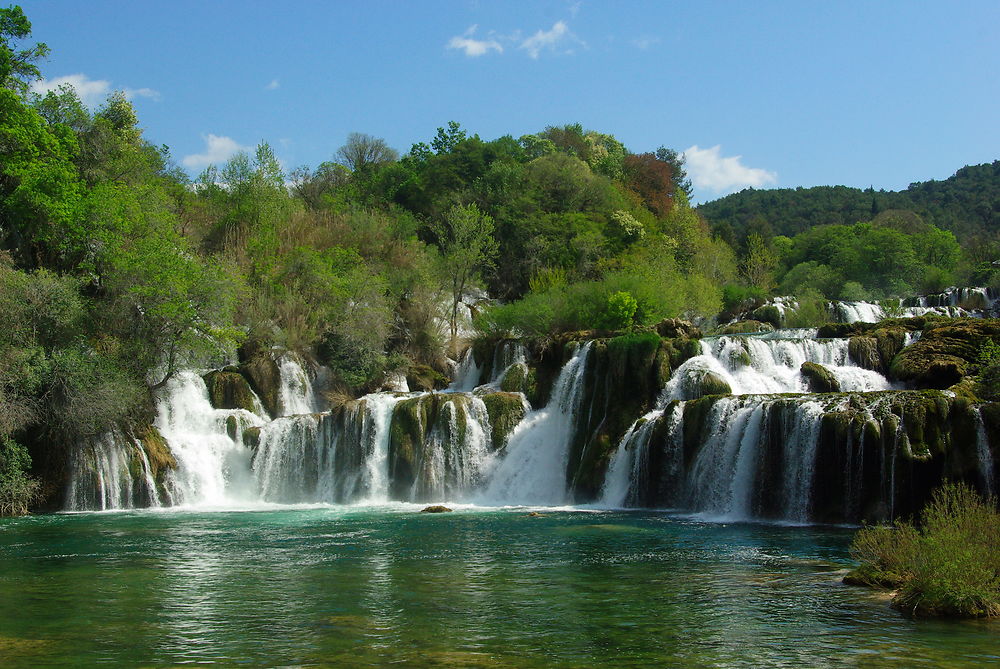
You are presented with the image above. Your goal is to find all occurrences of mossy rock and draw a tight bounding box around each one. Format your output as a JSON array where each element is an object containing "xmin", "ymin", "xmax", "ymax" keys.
[
  {"xmin": 138, "ymin": 425, "xmax": 176, "ymax": 476},
  {"xmin": 696, "ymin": 371, "xmax": 732, "ymax": 397},
  {"xmin": 715, "ymin": 320, "xmax": 775, "ymax": 335},
  {"xmin": 654, "ymin": 318, "xmax": 702, "ymax": 339},
  {"xmin": 406, "ymin": 364, "xmax": 449, "ymax": 392},
  {"xmin": 499, "ymin": 362, "xmax": 532, "ymax": 395},
  {"xmin": 421, "ymin": 505, "xmax": 452, "ymax": 513},
  {"xmin": 889, "ymin": 319, "xmax": 1000, "ymax": 388},
  {"xmin": 243, "ymin": 426, "xmax": 261, "ymax": 451},
  {"xmin": 750, "ymin": 304, "xmax": 783, "ymax": 328},
  {"xmin": 818, "ymin": 316, "xmax": 928, "ymax": 339},
  {"xmin": 480, "ymin": 392, "xmax": 527, "ymax": 451},
  {"xmin": 238, "ymin": 342, "xmax": 282, "ymax": 418},
  {"xmin": 204, "ymin": 370, "xmax": 260, "ymax": 414},
  {"xmin": 801, "ymin": 362, "xmax": 841, "ymax": 393}
]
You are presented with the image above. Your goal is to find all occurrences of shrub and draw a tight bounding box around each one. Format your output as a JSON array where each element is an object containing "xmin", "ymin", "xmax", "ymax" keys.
[
  {"xmin": 846, "ymin": 482, "xmax": 1000, "ymax": 617},
  {"xmin": 0, "ymin": 436, "xmax": 41, "ymax": 516}
]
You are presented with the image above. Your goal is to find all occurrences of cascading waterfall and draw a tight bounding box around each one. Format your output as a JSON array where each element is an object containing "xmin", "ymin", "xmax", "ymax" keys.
[
  {"xmin": 662, "ymin": 332, "xmax": 890, "ymax": 400},
  {"xmin": 276, "ymin": 353, "xmax": 320, "ymax": 416},
  {"xmin": 975, "ymin": 410, "xmax": 996, "ymax": 499},
  {"xmin": 478, "ymin": 342, "xmax": 593, "ymax": 505},
  {"xmin": 155, "ymin": 371, "xmax": 265, "ymax": 507},
  {"xmin": 65, "ymin": 431, "xmax": 160, "ymax": 511}
]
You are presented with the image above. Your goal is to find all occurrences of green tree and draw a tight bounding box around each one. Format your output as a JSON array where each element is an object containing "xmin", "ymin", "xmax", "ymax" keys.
[
  {"xmin": 431, "ymin": 204, "xmax": 498, "ymax": 349},
  {"xmin": 0, "ymin": 5, "xmax": 48, "ymax": 96},
  {"xmin": 742, "ymin": 232, "xmax": 777, "ymax": 292}
]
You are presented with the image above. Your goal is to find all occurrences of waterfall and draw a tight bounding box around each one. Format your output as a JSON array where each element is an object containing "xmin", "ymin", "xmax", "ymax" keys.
[
  {"xmin": 65, "ymin": 432, "xmax": 161, "ymax": 511},
  {"xmin": 599, "ymin": 411, "xmax": 660, "ymax": 508},
  {"xmin": 276, "ymin": 353, "xmax": 320, "ymax": 416},
  {"xmin": 976, "ymin": 410, "xmax": 996, "ymax": 499},
  {"xmin": 478, "ymin": 342, "xmax": 593, "ymax": 505},
  {"xmin": 408, "ymin": 396, "xmax": 493, "ymax": 501},
  {"xmin": 449, "ymin": 348, "xmax": 481, "ymax": 392},
  {"xmin": 155, "ymin": 371, "xmax": 264, "ymax": 507},
  {"xmin": 663, "ymin": 332, "xmax": 891, "ymax": 400}
]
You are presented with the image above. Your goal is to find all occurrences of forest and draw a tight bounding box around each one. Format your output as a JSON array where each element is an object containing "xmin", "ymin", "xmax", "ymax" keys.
[{"xmin": 0, "ymin": 4, "xmax": 998, "ymax": 513}]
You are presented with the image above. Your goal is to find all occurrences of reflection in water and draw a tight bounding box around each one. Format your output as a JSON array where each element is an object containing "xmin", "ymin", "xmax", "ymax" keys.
[{"xmin": 1, "ymin": 508, "xmax": 998, "ymax": 667}]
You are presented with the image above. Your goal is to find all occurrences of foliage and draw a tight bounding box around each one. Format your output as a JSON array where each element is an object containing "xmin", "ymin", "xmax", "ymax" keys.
[
  {"xmin": 0, "ymin": 435, "xmax": 39, "ymax": 516},
  {"xmin": 977, "ymin": 339, "xmax": 1000, "ymax": 400},
  {"xmin": 848, "ymin": 482, "xmax": 1000, "ymax": 617}
]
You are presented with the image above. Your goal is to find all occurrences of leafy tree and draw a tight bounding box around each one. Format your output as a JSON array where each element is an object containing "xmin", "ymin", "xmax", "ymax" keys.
[
  {"xmin": 431, "ymin": 204, "xmax": 498, "ymax": 348},
  {"xmin": 335, "ymin": 132, "xmax": 398, "ymax": 172},
  {"xmin": 0, "ymin": 5, "xmax": 48, "ymax": 96},
  {"xmin": 742, "ymin": 232, "xmax": 777, "ymax": 292}
]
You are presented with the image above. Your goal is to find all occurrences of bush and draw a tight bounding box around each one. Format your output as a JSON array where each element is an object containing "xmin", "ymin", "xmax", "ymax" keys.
[
  {"xmin": 846, "ymin": 482, "xmax": 1000, "ymax": 617},
  {"xmin": 0, "ymin": 436, "xmax": 40, "ymax": 516}
]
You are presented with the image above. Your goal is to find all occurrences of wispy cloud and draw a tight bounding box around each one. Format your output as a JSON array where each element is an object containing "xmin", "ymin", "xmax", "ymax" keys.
[
  {"xmin": 182, "ymin": 134, "xmax": 249, "ymax": 170},
  {"xmin": 631, "ymin": 35, "xmax": 660, "ymax": 50},
  {"xmin": 30, "ymin": 73, "xmax": 160, "ymax": 106},
  {"xmin": 519, "ymin": 21, "xmax": 582, "ymax": 59},
  {"xmin": 447, "ymin": 24, "xmax": 503, "ymax": 57},
  {"xmin": 683, "ymin": 145, "xmax": 777, "ymax": 193},
  {"xmin": 265, "ymin": 79, "xmax": 280, "ymax": 90}
]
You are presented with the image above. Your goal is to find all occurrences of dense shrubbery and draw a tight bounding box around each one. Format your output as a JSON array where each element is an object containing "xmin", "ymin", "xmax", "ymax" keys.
[{"xmin": 847, "ymin": 482, "xmax": 1000, "ymax": 617}]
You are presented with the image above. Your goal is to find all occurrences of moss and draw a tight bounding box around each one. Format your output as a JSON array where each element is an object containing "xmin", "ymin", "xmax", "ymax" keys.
[
  {"xmin": 203, "ymin": 370, "xmax": 260, "ymax": 414},
  {"xmin": 751, "ymin": 304, "xmax": 783, "ymax": 328},
  {"xmin": 499, "ymin": 362, "xmax": 529, "ymax": 394},
  {"xmin": 137, "ymin": 425, "xmax": 175, "ymax": 477},
  {"xmin": 696, "ymin": 371, "xmax": 732, "ymax": 397},
  {"xmin": 801, "ymin": 362, "xmax": 841, "ymax": 393},
  {"xmin": 420, "ymin": 505, "xmax": 452, "ymax": 513},
  {"xmin": 715, "ymin": 320, "xmax": 775, "ymax": 335},
  {"xmin": 406, "ymin": 364, "xmax": 449, "ymax": 392},
  {"xmin": 243, "ymin": 426, "xmax": 261, "ymax": 451},
  {"xmin": 888, "ymin": 320, "xmax": 1000, "ymax": 388},
  {"xmin": 480, "ymin": 392, "xmax": 527, "ymax": 451},
  {"xmin": 654, "ymin": 318, "xmax": 702, "ymax": 339},
  {"xmin": 239, "ymin": 344, "xmax": 282, "ymax": 418}
]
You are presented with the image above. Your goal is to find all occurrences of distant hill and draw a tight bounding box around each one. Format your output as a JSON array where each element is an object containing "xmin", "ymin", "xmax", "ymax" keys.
[{"xmin": 697, "ymin": 161, "xmax": 1000, "ymax": 243}]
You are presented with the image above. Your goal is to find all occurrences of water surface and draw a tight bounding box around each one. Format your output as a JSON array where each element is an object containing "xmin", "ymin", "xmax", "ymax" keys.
[{"xmin": 1, "ymin": 507, "xmax": 997, "ymax": 667}]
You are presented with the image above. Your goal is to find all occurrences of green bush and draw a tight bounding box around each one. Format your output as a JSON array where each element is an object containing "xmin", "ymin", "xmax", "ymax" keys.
[
  {"xmin": 0, "ymin": 436, "xmax": 40, "ymax": 516},
  {"xmin": 846, "ymin": 482, "xmax": 1000, "ymax": 617}
]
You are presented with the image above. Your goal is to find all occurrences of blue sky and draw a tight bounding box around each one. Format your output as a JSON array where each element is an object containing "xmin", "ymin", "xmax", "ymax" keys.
[{"xmin": 17, "ymin": 0, "xmax": 1000, "ymax": 203}]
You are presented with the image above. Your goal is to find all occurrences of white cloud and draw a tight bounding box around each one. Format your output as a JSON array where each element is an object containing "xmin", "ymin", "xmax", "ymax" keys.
[
  {"xmin": 182, "ymin": 134, "xmax": 249, "ymax": 170},
  {"xmin": 631, "ymin": 35, "xmax": 660, "ymax": 50},
  {"xmin": 265, "ymin": 79, "xmax": 280, "ymax": 90},
  {"xmin": 447, "ymin": 24, "xmax": 503, "ymax": 57},
  {"xmin": 30, "ymin": 73, "xmax": 160, "ymax": 106},
  {"xmin": 31, "ymin": 73, "xmax": 110, "ymax": 107},
  {"xmin": 125, "ymin": 86, "xmax": 161, "ymax": 101},
  {"xmin": 683, "ymin": 145, "xmax": 777, "ymax": 194},
  {"xmin": 519, "ymin": 20, "xmax": 582, "ymax": 59}
]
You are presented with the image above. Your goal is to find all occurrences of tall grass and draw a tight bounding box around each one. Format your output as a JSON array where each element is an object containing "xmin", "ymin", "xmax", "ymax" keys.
[{"xmin": 846, "ymin": 482, "xmax": 1000, "ymax": 617}]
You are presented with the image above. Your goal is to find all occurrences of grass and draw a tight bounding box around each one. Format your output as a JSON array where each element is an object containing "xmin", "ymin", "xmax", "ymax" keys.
[{"xmin": 845, "ymin": 482, "xmax": 1000, "ymax": 617}]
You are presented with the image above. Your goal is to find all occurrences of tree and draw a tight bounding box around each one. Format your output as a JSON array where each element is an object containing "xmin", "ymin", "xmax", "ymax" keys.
[
  {"xmin": 0, "ymin": 5, "xmax": 49, "ymax": 96},
  {"xmin": 335, "ymin": 132, "xmax": 398, "ymax": 172},
  {"xmin": 656, "ymin": 146, "xmax": 693, "ymax": 199},
  {"xmin": 431, "ymin": 204, "xmax": 498, "ymax": 349},
  {"xmin": 742, "ymin": 232, "xmax": 777, "ymax": 292}
]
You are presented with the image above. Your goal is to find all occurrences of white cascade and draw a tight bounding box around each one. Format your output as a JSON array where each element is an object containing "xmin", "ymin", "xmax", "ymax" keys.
[
  {"xmin": 155, "ymin": 371, "xmax": 265, "ymax": 507},
  {"xmin": 478, "ymin": 342, "xmax": 593, "ymax": 505},
  {"xmin": 976, "ymin": 410, "xmax": 996, "ymax": 499},
  {"xmin": 276, "ymin": 353, "xmax": 320, "ymax": 416},
  {"xmin": 409, "ymin": 396, "xmax": 493, "ymax": 501},
  {"xmin": 65, "ymin": 431, "xmax": 161, "ymax": 511},
  {"xmin": 663, "ymin": 333, "xmax": 890, "ymax": 400}
]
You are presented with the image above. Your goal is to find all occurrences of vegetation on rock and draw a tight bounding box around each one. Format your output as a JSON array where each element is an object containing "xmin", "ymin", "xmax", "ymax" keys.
[{"xmin": 845, "ymin": 482, "xmax": 1000, "ymax": 618}]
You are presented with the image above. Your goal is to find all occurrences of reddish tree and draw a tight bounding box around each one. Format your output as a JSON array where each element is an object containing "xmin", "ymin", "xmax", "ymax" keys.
[{"xmin": 623, "ymin": 153, "xmax": 674, "ymax": 218}]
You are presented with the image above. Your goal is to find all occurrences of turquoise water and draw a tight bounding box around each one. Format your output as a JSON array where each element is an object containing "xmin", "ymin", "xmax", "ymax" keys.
[{"xmin": 1, "ymin": 506, "xmax": 997, "ymax": 667}]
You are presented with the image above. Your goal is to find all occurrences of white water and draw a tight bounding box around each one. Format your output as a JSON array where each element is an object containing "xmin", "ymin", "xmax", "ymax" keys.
[
  {"xmin": 662, "ymin": 333, "xmax": 891, "ymax": 400},
  {"xmin": 65, "ymin": 431, "xmax": 161, "ymax": 511},
  {"xmin": 155, "ymin": 371, "xmax": 264, "ymax": 507},
  {"xmin": 976, "ymin": 410, "xmax": 996, "ymax": 499},
  {"xmin": 277, "ymin": 353, "xmax": 320, "ymax": 416},
  {"xmin": 478, "ymin": 342, "xmax": 592, "ymax": 505}
]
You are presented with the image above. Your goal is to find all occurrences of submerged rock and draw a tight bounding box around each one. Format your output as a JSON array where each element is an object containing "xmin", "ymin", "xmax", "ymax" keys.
[{"xmin": 420, "ymin": 505, "xmax": 452, "ymax": 513}]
